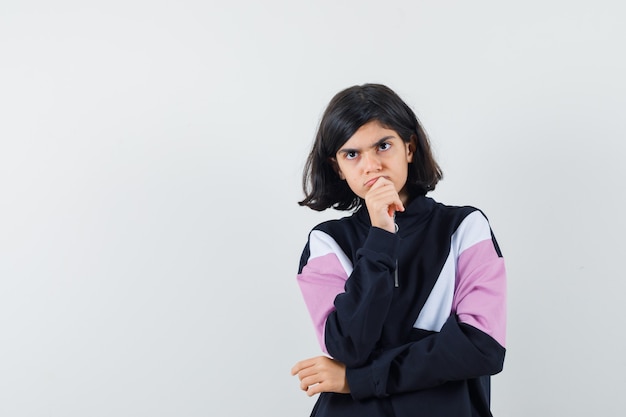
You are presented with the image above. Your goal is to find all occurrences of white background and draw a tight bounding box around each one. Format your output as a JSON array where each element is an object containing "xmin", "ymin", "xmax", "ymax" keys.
[{"xmin": 1, "ymin": 1, "xmax": 625, "ymax": 415}]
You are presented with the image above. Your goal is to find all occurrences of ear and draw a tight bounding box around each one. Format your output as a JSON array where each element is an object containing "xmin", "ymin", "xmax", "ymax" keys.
[
  {"xmin": 406, "ymin": 135, "xmax": 417, "ymax": 163},
  {"xmin": 329, "ymin": 157, "xmax": 345, "ymax": 180}
]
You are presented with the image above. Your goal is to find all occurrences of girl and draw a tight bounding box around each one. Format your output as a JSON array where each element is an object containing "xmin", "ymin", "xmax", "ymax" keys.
[{"xmin": 291, "ymin": 84, "xmax": 506, "ymax": 417}]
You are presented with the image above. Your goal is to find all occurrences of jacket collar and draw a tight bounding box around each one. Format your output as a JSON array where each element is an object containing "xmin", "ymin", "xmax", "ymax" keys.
[{"xmin": 355, "ymin": 194, "xmax": 436, "ymax": 235}]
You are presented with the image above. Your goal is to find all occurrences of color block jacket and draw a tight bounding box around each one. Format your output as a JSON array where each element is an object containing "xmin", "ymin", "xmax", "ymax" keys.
[{"xmin": 296, "ymin": 195, "xmax": 506, "ymax": 417}]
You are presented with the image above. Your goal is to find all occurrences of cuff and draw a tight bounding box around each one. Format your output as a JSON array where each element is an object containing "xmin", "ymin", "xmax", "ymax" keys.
[
  {"xmin": 346, "ymin": 360, "xmax": 389, "ymax": 400},
  {"xmin": 357, "ymin": 227, "xmax": 400, "ymax": 266}
]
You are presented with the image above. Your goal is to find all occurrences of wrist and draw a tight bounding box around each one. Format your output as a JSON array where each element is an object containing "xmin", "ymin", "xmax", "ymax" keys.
[{"xmin": 373, "ymin": 224, "xmax": 396, "ymax": 234}]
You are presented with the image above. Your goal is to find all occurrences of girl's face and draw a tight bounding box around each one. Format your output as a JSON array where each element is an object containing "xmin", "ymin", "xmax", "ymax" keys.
[{"xmin": 333, "ymin": 120, "xmax": 414, "ymax": 204}]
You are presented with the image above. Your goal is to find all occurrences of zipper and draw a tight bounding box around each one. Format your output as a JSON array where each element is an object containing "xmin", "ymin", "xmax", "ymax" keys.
[
  {"xmin": 394, "ymin": 216, "xmax": 399, "ymax": 287},
  {"xmin": 394, "ymin": 260, "xmax": 399, "ymax": 287}
]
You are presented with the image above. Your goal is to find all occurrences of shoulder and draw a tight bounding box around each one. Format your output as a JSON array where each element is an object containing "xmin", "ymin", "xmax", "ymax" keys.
[
  {"xmin": 439, "ymin": 200, "xmax": 490, "ymax": 226},
  {"xmin": 300, "ymin": 211, "xmax": 366, "ymax": 261},
  {"xmin": 298, "ymin": 215, "xmax": 359, "ymax": 273},
  {"xmin": 434, "ymin": 199, "xmax": 480, "ymax": 219},
  {"xmin": 413, "ymin": 198, "xmax": 480, "ymax": 236},
  {"xmin": 430, "ymin": 198, "xmax": 500, "ymax": 242},
  {"xmin": 308, "ymin": 210, "xmax": 363, "ymax": 241},
  {"xmin": 431, "ymin": 199, "xmax": 493, "ymax": 227},
  {"xmin": 436, "ymin": 202, "xmax": 503, "ymax": 257}
]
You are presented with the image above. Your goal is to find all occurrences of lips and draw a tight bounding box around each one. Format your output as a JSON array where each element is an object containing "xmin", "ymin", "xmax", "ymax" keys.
[{"xmin": 364, "ymin": 176, "xmax": 389, "ymax": 187}]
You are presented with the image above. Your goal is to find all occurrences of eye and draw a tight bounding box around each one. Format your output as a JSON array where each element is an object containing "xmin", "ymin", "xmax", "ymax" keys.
[
  {"xmin": 378, "ymin": 142, "xmax": 391, "ymax": 151},
  {"xmin": 345, "ymin": 151, "xmax": 358, "ymax": 160}
]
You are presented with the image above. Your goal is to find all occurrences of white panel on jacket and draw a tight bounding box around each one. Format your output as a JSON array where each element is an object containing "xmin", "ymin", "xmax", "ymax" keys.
[{"xmin": 309, "ymin": 230, "xmax": 354, "ymax": 276}]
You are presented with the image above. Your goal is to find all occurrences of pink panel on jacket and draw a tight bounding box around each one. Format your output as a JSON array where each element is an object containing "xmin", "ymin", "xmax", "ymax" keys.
[
  {"xmin": 453, "ymin": 239, "xmax": 507, "ymax": 347},
  {"xmin": 297, "ymin": 253, "xmax": 349, "ymax": 355}
]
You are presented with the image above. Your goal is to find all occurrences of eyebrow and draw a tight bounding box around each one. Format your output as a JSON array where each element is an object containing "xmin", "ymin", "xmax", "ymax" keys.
[{"xmin": 338, "ymin": 135, "xmax": 396, "ymax": 155}]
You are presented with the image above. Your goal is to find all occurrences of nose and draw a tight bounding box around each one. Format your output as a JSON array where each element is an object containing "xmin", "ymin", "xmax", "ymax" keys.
[{"xmin": 362, "ymin": 152, "xmax": 382, "ymax": 173}]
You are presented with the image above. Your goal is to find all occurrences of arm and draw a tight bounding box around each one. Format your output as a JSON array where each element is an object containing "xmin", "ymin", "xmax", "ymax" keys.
[
  {"xmin": 325, "ymin": 227, "xmax": 400, "ymax": 367},
  {"xmin": 347, "ymin": 316, "xmax": 505, "ymax": 399},
  {"xmin": 296, "ymin": 177, "xmax": 404, "ymax": 367},
  {"xmin": 347, "ymin": 214, "xmax": 507, "ymax": 399},
  {"xmin": 296, "ymin": 226, "xmax": 399, "ymax": 367}
]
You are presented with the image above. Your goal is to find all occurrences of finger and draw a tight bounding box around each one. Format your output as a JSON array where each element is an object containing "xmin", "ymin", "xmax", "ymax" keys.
[
  {"xmin": 386, "ymin": 198, "xmax": 404, "ymax": 216},
  {"xmin": 368, "ymin": 191, "xmax": 399, "ymax": 210},
  {"xmin": 300, "ymin": 374, "xmax": 320, "ymax": 391},
  {"xmin": 290, "ymin": 363, "xmax": 302, "ymax": 376},
  {"xmin": 291, "ymin": 357, "xmax": 317, "ymax": 375},
  {"xmin": 370, "ymin": 176, "xmax": 393, "ymax": 191},
  {"xmin": 306, "ymin": 382, "xmax": 323, "ymax": 397},
  {"xmin": 295, "ymin": 366, "xmax": 317, "ymax": 382},
  {"xmin": 367, "ymin": 181, "xmax": 399, "ymax": 201}
]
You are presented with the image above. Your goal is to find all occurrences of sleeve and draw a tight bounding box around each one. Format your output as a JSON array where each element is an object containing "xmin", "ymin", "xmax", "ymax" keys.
[
  {"xmin": 346, "ymin": 211, "xmax": 507, "ymax": 399},
  {"xmin": 296, "ymin": 226, "xmax": 400, "ymax": 367}
]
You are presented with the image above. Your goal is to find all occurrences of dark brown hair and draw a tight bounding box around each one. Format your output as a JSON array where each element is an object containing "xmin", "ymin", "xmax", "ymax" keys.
[{"xmin": 299, "ymin": 83, "xmax": 442, "ymax": 211}]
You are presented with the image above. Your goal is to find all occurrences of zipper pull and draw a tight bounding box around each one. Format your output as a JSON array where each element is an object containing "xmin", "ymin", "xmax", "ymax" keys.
[{"xmin": 394, "ymin": 260, "xmax": 399, "ymax": 287}]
